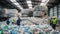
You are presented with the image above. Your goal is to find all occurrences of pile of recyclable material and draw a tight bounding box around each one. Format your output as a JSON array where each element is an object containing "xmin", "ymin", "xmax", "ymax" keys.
[
  {"xmin": 0, "ymin": 28, "xmax": 3, "ymax": 34},
  {"xmin": 0, "ymin": 21, "xmax": 60, "ymax": 34},
  {"xmin": 1, "ymin": 24, "xmax": 8, "ymax": 31},
  {"xmin": 8, "ymin": 25, "xmax": 19, "ymax": 34},
  {"xmin": 50, "ymin": 30, "xmax": 60, "ymax": 34},
  {"xmin": 9, "ymin": 29, "xmax": 17, "ymax": 34},
  {"xmin": 0, "ymin": 24, "xmax": 60, "ymax": 34}
]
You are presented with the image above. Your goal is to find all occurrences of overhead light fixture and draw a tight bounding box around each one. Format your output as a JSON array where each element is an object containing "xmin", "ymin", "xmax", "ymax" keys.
[
  {"xmin": 27, "ymin": 1, "xmax": 31, "ymax": 3},
  {"xmin": 27, "ymin": 1, "xmax": 32, "ymax": 8},
  {"xmin": 14, "ymin": 3, "xmax": 19, "ymax": 5},
  {"xmin": 10, "ymin": 0, "xmax": 16, "ymax": 2},
  {"xmin": 41, "ymin": 0, "xmax": 49, "ymax": 5},
  {"xmin": 28, "ymin": 4, "xmax": 32, "ymax": 6},
  {"xmin": 42, "ymin": 0, "xmax": 46, "ymax": 2},
  {"xmin": 42, "ymin": 0, "xmax": 49, "ymax": 3},
  {"xmin": 29, "ymin": 6, "xmax": 32, "ymax": 9},
  {"xmin": 40, "ymin": 3, "xmax": 45, "ymax": 5}
]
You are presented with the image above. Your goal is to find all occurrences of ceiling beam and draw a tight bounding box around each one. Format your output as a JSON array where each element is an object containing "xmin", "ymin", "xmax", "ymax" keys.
[
  {"xmin": 0, "ymin": 0, "xmax": 21, "ymax": 12},
  {"xmin": 0, "ymin": 0, "xmax": 15, "ymax": 9},
  {"xmin": 31, "ymin": 0, "xmax": 41, "ymax": 8},
  {"xmin": 17, "ymin": 0, "xmax": 29, "ymax": 9}
]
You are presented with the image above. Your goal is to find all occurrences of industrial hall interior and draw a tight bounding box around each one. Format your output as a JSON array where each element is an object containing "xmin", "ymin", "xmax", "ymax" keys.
[{"xmin": 0, "ymin": 0, "xmax": 60, "ymax": 34}]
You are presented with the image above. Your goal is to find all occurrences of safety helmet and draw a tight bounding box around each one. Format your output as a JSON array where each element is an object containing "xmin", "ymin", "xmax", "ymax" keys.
[{"xmin": 52, "ymin": 16, "xmax": 56, "ymax": 18}]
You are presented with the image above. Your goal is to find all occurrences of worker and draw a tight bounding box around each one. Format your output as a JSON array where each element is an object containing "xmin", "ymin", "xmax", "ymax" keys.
[
  {"xmin": 6, "ymin": 18, "xmax": 10, "ymax": 25},
  {"xmin": 17, "ymin": 15, "xmax": 21, "ymax": 26},
  {"xmin": 50, "ymin": 16, "xmax": 57, "ymax": 29},
  {"xmin": 11, "ymin": 18, "xmax": 15, "ymax": 24}
]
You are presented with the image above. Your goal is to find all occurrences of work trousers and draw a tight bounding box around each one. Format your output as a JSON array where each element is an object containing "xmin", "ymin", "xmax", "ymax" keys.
[{"xmin": 50, "ymin": 23, "xmax": 56, "ymax": 29}]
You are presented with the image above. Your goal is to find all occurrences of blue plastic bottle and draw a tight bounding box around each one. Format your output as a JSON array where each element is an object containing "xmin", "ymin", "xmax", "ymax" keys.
[{"xmin": 10, "ymin": 30, "xmax": 17, "ymax": 34}]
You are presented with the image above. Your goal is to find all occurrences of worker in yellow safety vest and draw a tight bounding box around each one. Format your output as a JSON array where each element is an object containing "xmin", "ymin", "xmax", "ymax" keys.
[
  {"xmin": 11, "ymin": 18, "xmax": 15, "ymax": 24},
  {"xmin": 50, "ymin": 16, "xmax": 57, "ymax": 29}
]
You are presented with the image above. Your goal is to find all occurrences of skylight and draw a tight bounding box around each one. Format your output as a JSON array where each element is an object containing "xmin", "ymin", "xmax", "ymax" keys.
[
  {"xmin": 41, "ymin": 0, "xmax": 49, "ymax": 5},
  {"xmin": 27, "ymin": 1, "xmax": 32, "ymax": 9},
  {"xmin": 10, "ymin": 0, "xmax": 23, "ymax": 9}
]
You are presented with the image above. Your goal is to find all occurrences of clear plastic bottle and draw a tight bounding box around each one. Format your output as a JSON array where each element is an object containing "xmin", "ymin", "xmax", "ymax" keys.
[{"xmin": 0, "ymin": 28, "xmax": 3, "ymax": 34}]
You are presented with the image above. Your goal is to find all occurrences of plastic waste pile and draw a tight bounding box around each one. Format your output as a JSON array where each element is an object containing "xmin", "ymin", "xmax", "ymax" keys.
[
  {"xmin": 0, "ymin": 28, "xmax": 3, "ymax": 34},
  {"xmin": 0, "ymin": 24, "xmax": 60, "ymax": 34},
  {"xmin": 0, "ymin": 21, "xmax": 60, "ymax": 34},
  {"xmin": 50, "ymin": 30, "xmax": 60, "ymax": 34}
]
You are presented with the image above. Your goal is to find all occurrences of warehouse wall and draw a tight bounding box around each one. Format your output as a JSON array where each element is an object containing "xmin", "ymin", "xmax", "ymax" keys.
[
  {"xmin": 4, "ymin": 9, "xmax": 18, "ymax": 17},
  {"xmin": 49, "ymin": 4, "xmax": 60, "ymax": 18},
  {"xmin": 0, "ymin": 6, "xmax": 6, "ymax": 17}
]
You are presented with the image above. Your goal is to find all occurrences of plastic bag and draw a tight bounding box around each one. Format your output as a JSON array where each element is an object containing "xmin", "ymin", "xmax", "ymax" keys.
[
  {"xmin": 37, "ymin": 29, "xmax": 45, "ymax": 34},
  {"xmin": 9, "ymin": 30, "xmax": 17, "ymax": 34},
  {"xmin": 50, "ymin": 30, "xmax": 60, "ymax": 34},
  {"xmin": 0, "ymin": 28, "xmax": 3, "ymax": 34},
  {"xmin": 24, "ymin": 32, "xmax": 31, "ymax": 34},
  {"xmin": 3, "ymin": 25, "xmax": 8, "ymax": 31}
]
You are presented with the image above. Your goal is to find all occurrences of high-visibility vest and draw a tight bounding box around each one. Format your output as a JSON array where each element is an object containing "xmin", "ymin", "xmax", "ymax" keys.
[
  {"xmin": 11, "ymin": 19, "xmax": 15, "ymax": 24},
  {"xmin": 50, "ymin": 19, "xmax": 57, "ymax": 24}
]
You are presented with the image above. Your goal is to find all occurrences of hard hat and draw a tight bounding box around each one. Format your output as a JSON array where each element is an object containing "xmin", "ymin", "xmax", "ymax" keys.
[{"xmin": 52, "ymin": 16, "xmax": 56, "ymax": 18}]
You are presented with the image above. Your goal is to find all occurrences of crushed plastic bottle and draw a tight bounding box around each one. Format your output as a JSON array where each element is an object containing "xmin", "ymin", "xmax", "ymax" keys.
[
  {"xmin": 9, "ymin": 29, "xmax": 17, "ymax": 34},
  {"xmin": 0, "ymin": 28, "xmax": 3, "ymax": 34},
  {"xmin": 50, "ymin": 30, "xmax": 60, "ymax": 34}
]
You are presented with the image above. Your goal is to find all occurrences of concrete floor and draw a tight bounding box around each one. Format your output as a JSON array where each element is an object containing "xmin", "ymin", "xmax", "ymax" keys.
[
  {"xmin": 55, "ymin": 23, "xmax": 60, "ymax": 31},
  {"xmin": 56, "ymin": 27, "xmax": 60, "ymax": 31}
]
